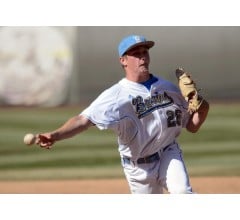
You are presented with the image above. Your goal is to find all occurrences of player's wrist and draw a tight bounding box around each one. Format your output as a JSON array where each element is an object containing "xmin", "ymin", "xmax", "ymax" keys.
[{"xmin": 51, "ymin": 132, "xmax": 60, "ymax": 142}]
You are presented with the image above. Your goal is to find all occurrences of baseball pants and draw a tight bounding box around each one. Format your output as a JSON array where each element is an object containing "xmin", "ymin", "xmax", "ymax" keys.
[{"xmin": 121, "ymin": 143, "xmax": 193, "ymax": 194}]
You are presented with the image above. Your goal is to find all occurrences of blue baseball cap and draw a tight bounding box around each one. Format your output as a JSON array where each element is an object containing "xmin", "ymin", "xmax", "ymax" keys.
[{"xmin": 118, "ymin": 35, "xmax": 155, "ymax": 57}]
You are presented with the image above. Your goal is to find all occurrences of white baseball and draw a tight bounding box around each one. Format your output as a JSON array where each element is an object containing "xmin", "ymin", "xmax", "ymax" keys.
[{"xmin": 23, "ymin": 133, "xmax": 36, "ymax": 145}]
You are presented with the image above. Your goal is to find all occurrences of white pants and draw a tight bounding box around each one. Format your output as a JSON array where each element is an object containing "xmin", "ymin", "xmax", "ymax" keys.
[{"xmin": 121, "ymin": 143, "xmax": 192, "ymax": 194}]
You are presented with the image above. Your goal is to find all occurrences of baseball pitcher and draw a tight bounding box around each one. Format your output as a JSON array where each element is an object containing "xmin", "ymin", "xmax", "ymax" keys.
[{"xmin": 34, "ymin": 35, "xmax": 209, "ymax": 194}]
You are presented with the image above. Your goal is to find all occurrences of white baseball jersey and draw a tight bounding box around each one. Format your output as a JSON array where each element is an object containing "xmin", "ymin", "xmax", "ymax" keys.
[{"xmin": 80, "ymin": 75, "xmax": 190, "ymax": 161}]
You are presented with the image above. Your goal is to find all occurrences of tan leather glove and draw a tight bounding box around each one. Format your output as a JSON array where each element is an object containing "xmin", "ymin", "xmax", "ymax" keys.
[{"xmin": 175, "ymin": 67, "xmax": 205, "ymax": 114}]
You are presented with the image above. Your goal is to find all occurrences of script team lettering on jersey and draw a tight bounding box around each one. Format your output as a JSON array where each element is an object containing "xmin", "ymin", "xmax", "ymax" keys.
[{"xmin": 132, "ymin": 92, "xmax": 174, "ymax": 119}]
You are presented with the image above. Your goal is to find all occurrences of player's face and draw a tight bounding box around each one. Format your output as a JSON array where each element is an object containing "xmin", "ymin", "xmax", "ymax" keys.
[{"xmin": 121, "ymin": 46, "xmax": 150, "ymax": 75}]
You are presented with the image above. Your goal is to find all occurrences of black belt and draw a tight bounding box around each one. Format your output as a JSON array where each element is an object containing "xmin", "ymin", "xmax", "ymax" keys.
[
  {"xmin": 137, "ymin": 152, "xmax": 160, "ymax": 164},
  {"xmin": 122, "ymin": 144, "xmax": 171, "ymax": 165}
]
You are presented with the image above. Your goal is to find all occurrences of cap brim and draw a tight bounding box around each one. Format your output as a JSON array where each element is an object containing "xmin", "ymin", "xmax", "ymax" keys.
[{"xmin": 124, "ymin": 41, "xmax": 155, "ymax": 55}]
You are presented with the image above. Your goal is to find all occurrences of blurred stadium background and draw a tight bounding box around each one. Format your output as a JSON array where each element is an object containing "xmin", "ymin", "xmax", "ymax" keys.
[
  {"xmin": 0, "ymin": 26, "xmax": 239, "ymax": 181},
  {"xmin": 0, "ymin": 26, "xmax": 240, "ymax": 106}
]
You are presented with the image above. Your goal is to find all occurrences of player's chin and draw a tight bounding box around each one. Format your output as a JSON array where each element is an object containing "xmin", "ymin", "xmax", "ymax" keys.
[{"xmin": 139, "ymin": 66, "xmax": 149, "ymax": 74}]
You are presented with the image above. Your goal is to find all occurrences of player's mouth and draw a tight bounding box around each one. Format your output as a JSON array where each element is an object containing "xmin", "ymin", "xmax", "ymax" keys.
[{"xmin": 140, "ymin": 63, "xmax": 149, "ymax": 69}]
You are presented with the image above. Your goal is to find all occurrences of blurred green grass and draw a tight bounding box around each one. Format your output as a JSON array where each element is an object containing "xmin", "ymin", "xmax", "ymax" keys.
[{"xmin": 0, "ymin": 103, "xmax": 239, "ymax": 180}]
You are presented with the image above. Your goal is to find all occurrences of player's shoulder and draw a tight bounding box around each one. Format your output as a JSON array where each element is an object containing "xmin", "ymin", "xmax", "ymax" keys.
[
  {"xmin": 101, "ymin": 82, "xmax": 122, "ymax": 95},
  {"xmin": 155, "ymin": 75, "xmax": 180, "ymax": 93},
  {"xmin": 95, "ymin": 82, "xmax": 122, "ymax": 101}
]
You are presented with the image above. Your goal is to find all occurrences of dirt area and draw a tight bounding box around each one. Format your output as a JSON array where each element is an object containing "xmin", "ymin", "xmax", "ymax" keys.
[{"xmin": 0, "ymin": 177, "xmax": 239, "ymax": 194}]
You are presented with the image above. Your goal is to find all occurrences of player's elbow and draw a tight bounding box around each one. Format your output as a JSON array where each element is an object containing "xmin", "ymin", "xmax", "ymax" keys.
[
  {"xmin": 186, "ymin": 120, "xmax": 204, "ymax": 133},
  {"xmin": 186, "ymin": 125, "xmax": 199, "ymax": 133}
]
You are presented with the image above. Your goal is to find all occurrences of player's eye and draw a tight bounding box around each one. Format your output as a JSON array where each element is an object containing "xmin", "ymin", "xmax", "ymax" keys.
[
  {"xmin": 131, "ymin": 51, "xmax": 141, "ymax": 57},
  {"xmin": 131, "ymin": 50, "xmax": 148, "ymax": 58}
]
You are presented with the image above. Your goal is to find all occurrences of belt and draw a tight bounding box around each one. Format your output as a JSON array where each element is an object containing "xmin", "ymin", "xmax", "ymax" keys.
[
  {"xmin": 122, "ymin": 144, "xmax": 172, "ymax": 165},
  {"xmin": 136, "ymin": 152, "xmax": 160, "ymax": 164}
]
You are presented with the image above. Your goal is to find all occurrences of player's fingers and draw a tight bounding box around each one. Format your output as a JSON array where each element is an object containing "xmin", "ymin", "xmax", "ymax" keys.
[
  {"xmin": 40, "ymin": 142, "xmax": 53, "ymax": 149},
  {"xmin": 36, "ymin": 134, "xmax": 54, "ymax": 149},
  {"xmin": 39, "ymin": 134, "xmax": 53, "ymax": 143},
  {"xmin": 35, "ymin": 134, "xmax": 41, "ymax": 144}
]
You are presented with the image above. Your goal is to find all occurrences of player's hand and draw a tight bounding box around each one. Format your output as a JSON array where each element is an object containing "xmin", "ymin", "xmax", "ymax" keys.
[{"xmin": 36, "ymin": 133, "xmax": 55, "ymax": 149}]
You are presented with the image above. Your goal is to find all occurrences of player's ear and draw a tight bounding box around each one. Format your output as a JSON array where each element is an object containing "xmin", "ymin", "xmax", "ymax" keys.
[{"xmin": 120, "ymin": 56, "xmax": 127, "ymax": 67}]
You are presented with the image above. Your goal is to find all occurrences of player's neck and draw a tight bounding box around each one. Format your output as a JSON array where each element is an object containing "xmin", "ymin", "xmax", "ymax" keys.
[{"xmin": 126, "ymin": 71, "xmax": 151, "ymax": 83}]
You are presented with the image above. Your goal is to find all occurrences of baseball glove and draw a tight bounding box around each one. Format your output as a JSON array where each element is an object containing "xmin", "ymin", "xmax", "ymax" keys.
[{"xmin": 175, "ymin": 67, "xmax": 204, "ymax": 114}]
